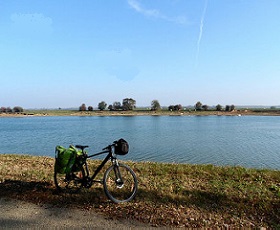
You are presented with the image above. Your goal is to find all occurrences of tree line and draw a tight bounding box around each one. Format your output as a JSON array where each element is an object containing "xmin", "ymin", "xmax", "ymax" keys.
[
  {"xmin": 0, "ymin": 100, "xmax": 237, "ymax": 113},
  {"xmin": 79, "ymin": 98, "xmax": 236, "ymax": 112},
  {"xmin": 194, "ymin": 101, "xmax": 235, "ymax": 112},
  {"xmin": 79, "ymin": 98, "xmax": 136, "ymax": 111},
  {"xmin": 0, "ymin": 106, "xmax": 24, "ymax": 113}
]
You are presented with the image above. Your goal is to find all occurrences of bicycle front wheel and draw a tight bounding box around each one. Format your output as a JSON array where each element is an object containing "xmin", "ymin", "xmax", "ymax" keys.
[
  {"xmin": 54, "ymin": 162, "xmax": 85, "ymax": 193},
  {"xmin": 103, "ymin": 163, "xmax": 138, "ymax": 203}
]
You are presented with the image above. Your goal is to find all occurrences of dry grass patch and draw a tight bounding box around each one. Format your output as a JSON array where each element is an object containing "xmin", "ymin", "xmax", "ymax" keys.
[{"xmin": 0, "ymin": 154, "xmax": 279, "ymax": 228}]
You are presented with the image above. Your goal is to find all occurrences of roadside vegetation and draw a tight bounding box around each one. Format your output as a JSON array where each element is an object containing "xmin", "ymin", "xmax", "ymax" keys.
[{"xmin": 0, "ymin": 154, "xmax": 279, "ymax": 228}]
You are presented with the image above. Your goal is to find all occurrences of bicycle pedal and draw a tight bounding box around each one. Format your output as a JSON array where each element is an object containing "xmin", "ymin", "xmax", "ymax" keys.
[{"xmin": 84, "ymin": 177, "xmax": 92, "ymax": 188}]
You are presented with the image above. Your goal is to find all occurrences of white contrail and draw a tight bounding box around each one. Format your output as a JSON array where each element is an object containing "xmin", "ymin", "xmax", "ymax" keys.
[{"xmin": 195, "ymin": 0, "xmax": 208, "ymax": 68}]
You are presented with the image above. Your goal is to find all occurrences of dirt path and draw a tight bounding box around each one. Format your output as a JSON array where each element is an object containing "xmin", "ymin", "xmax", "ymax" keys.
[{"xmin": 0, "ymin": 198, "xmax": 154, "ymax": 229}]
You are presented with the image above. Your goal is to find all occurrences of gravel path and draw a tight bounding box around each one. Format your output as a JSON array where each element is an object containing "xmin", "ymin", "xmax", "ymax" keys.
[{"xmin": 0, "ymin": 198, "xmax": 153, "ymax": 229}]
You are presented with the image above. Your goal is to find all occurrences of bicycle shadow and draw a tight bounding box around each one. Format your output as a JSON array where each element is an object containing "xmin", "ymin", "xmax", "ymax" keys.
[
  {"xmin": 1, "ymin": 179, "xmax": 279, "ymax": 218},
  {"xmin": 0, "ymin": 179, "xmax": 107, "ymax": 207},
  {"xmin": 0, "ymin": 179, "xmax": 248, "ymax": 212}
]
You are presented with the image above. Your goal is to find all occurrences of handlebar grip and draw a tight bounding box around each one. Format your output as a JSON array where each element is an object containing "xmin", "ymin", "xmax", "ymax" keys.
[
  {"xmin": 102, "ymin": 145, "xmax": 109, "ymax": 151},
  {"xmin": 102, "ymin": 144, "xmax": 114, "ymax": 151}
]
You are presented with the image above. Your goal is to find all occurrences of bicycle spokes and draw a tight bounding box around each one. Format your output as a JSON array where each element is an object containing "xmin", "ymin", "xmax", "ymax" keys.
[
  {"xmin": 54, "ymin": 166, "xmax": 85, "ymax": 193},
  {"xmin": 103, "ymin": 164, "xmax": 138, "ymax": 203}
]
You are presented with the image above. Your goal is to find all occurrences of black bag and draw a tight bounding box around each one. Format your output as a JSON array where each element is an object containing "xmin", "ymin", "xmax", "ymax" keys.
[{"xmin": 115, "ymin": 138, "xmax": 129, "ymax": 155}]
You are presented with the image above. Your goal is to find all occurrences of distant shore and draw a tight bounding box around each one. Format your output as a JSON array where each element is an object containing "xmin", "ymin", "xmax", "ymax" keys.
[{"xmin": 1, "ymin": 109, "xmax": 280, "ymax": 117}]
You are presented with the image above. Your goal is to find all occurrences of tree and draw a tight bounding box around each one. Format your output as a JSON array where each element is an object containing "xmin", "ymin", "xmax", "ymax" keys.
[
  {"xmin": 113, "ymin": 101, "xmax": 122, "ymax": 110},
  {"xmin": 13, "ymin": 106, "xmax": 23, "ymax": 112},
  {"xmin": 122, "ymin": 98, "xmax": 136, "ymax": 110},
  {"xmin": 108, "ymin": 105, "xmax": 113, "ymax": 111},
  {"xmin": 6, "ymin": 107, "xmax": 12, "ymax": 113},
  {"xmin": 168, "ymin": 105, "xmax": 175, "ymax": 111},
  {"xmin": 151, "ymin": 100, "xmax": 161, "ymax": 111},
  {"xmin": 168, "ymin": 104, "xmax": 182, "ymax": 111},
  {"xmin": 225, "ymin": 105, "xmax": 230, "ymax": 112},
  {"xmin": 98, "ymin": 101, "xmax": 107, "ymax": 111},
  {"xmin": 195, "ymin": 101, "xmax": 202, "ymax": 111},
  {"xmin": 79, "ymin": 103, "xmax": 87, "ymax": 111},
  {"xmin": 1, "ymin": 107, "xmax": 6, "ymax": 113},
  {"xmin": 174, "ymin": 104, "xmax": 182, "ymax": 111},
  {"xmin": 216, "ymin": 104, "xmax": 222, "ymax": 111},
  {"xmin": 202, "ymin": 105, "xmax": 209, "ymax": 111},
  {"xmin": 226, "ymin": 105, "xmax": 235, "ymax": 112},
  {"xmin": 88, "ymin": 106, "xmax": 93, "ymax": 111}
]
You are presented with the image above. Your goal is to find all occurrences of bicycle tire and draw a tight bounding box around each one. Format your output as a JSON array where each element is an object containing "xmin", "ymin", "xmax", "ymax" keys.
[
  {"xmin": 103, "ymin": 163, "xmax": 138, "ymax": 203},
  {"xmin": 54, "ymin": 161, "xmax": 85, "ymax": 193}
]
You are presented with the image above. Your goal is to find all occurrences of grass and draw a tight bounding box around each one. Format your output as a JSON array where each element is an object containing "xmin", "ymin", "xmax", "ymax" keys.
[{"xmin": 0, "ymin": 154, "xmax": 279, "ymax": 228}]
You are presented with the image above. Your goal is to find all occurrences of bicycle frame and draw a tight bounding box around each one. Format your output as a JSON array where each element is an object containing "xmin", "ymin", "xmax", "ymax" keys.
[{"xmin": 82, "ymin": 145, "xmax": 118, "ymax": 184}]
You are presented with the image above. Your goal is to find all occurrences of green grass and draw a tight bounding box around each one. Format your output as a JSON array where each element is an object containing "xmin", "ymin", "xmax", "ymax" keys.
[{"xmin": 0, "ymin": 154, "xmax": 279, "ymax": 228}]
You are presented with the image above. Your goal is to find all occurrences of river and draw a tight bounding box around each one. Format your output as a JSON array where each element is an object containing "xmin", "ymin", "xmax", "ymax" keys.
[{"xmin": 0, "ymin": 115, "xmax": 279, "ymax": 169}]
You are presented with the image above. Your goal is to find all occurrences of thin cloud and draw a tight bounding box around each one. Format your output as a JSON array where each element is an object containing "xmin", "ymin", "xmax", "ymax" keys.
[
  {"xmin": 127, "ymin": 0, "xmax": 160, "ymax": 17},
  {"xmin": 195, "ymin": 0, "xmax": 208, "ymax": 68},
  {"xmin": 127, "ymin": 0, "xmax": 188, "ymax": 25}
]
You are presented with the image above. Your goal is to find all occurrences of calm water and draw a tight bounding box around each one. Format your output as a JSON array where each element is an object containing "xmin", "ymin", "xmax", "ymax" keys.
[{"xmin": 0, "ymin": 115, "xmax": 280, "ymax": 169}]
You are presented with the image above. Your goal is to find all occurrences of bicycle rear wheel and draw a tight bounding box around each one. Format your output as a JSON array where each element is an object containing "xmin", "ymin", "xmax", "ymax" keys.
[
  {"xmin": 54, "ymin": 162, "xmax": 85, "ymax": 193},
  {"xmin": 103, "ymin": 163, "xmax": 138, "ymax": 203}
]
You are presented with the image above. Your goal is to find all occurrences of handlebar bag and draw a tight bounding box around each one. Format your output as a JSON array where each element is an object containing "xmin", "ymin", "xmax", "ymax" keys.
[{"xmin": 115, "ymin": 138, "xmax": 129, "ymax": 155}]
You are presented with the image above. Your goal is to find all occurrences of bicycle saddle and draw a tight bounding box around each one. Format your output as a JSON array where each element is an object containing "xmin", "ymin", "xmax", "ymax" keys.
[{"xmin": 75, "ymin": 145, "xmax": 89, "ymax": 151}]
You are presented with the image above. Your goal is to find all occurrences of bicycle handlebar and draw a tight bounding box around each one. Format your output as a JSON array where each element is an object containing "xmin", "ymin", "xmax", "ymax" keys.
[
  {"xmin": 102, "ymin": 146, "xmax": 110, "ymax": 151},
  {"xmin": 102, "ymin": 141, "xmax": 118, "ymax": 151}
]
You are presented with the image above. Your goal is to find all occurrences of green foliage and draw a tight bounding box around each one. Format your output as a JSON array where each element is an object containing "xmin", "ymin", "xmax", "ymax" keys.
[
  {"xmin": 112, "ymin": 101, "xmax": 122, "ymax": 110},
  {"xmin": 98, "ymin": 101, "xmax": 107, "ymax": 111},
  {"xmin": 195, "ymin": 101, "xmax": 202, "ymax": 111},
  {"xmin": 151, "ymin": 100, "xmax": 161, "ymax": 111},
  {"xmin": 168, "ymin": 104, "xmax": 182, "ymax": 111},
  {"xmin": 122, "ymin": 98, "xmax": 136, "ymax": 110},
  {"xmin": 13, "ymin": 106, "xmax": 24, "ymax": 112},
  {"xmin": 202, "ymin": 104, "xmax": 208, "ymax": 111},
  {"xmin": 216, "ymin": 104, "xmax": 222, "ymax": 111},
  {"xmin": 225, "ymin": 105, "xmax": 235, "ymax": 112}
]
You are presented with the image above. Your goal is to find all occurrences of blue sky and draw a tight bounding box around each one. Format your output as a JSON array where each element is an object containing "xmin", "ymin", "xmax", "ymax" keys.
[{"xmin": 1, "ymin": 0, "xmax": 280, "ymax": 109}]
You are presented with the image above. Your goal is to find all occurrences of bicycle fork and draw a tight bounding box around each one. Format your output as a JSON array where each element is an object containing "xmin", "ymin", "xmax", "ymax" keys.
[{"xmin": 113, "ymin": 160, "xmax": 124, "ymax": 189}]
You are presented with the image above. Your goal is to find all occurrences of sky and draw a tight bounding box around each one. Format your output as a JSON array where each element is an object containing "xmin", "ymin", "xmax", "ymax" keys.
[{"xmin": 1, "ymin": 0, "xmax": 280, "ymax": 109}]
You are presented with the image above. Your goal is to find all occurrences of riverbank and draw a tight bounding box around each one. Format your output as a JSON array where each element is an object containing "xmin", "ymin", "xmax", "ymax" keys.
[
  {"xmin": 1, "ymin": 108, "xmax": 280, "ymax": 117},
  {"xmin": 0, "ymin": 154, "xmax": 279, "ymax": 228}
]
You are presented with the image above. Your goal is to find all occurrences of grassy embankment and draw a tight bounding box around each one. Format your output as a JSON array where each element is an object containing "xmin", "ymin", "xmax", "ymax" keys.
[{"xmin": 0, "ymin": 154, "xmax": 279, "ymax": 228}]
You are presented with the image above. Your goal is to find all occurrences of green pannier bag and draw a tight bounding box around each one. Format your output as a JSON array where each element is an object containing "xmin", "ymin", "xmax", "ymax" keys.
[{"xmin": 55, "ymin": 145, "xmax": 79, "ymax": 174}]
